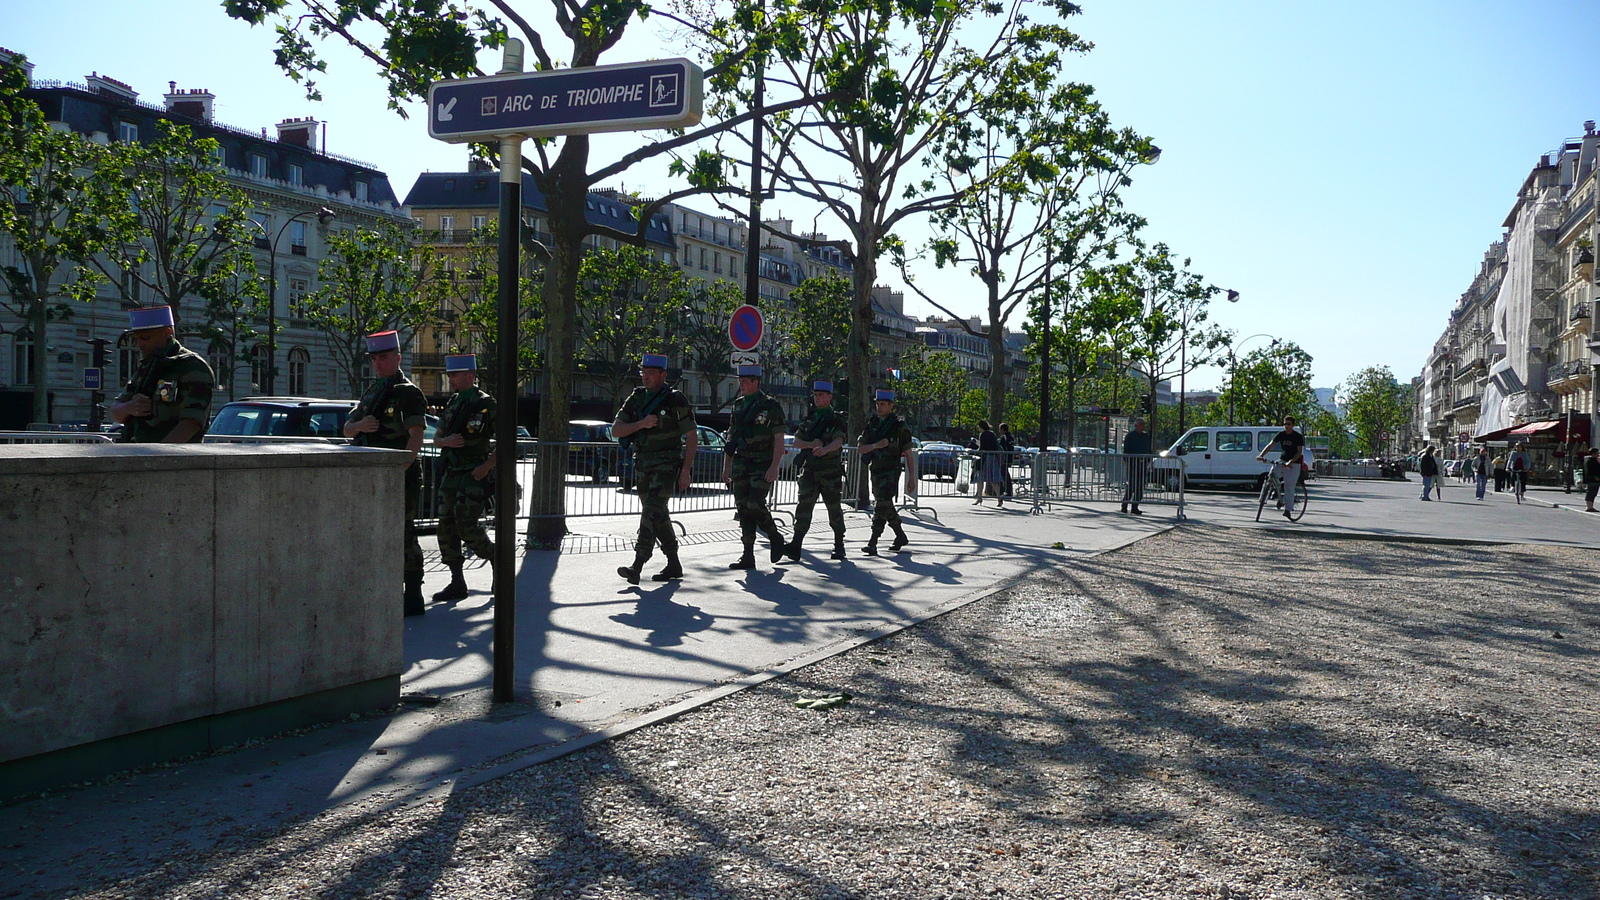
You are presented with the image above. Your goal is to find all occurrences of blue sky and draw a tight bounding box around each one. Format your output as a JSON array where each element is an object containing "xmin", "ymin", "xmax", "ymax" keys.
[{"xmin": 8, "ymin": 0, "xmax": 1600, "ymax": 392}]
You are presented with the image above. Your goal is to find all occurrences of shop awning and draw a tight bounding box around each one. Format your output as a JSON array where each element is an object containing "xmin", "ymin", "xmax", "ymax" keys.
[{"xmin": 1477, "ymin": 417, "xmax": 1591, "ymax": 444}]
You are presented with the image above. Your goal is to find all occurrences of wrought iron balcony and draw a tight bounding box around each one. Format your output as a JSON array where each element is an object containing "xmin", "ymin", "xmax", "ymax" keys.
[{"xmin": 1572, "ymin": 302, "xmax": 1591, "ymax": 324}]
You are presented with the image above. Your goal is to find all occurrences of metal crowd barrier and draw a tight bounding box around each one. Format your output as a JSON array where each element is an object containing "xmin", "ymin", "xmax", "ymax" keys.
[{"xmin": 0, "ymin": 431, "xmax": 115, "ymax": 444}]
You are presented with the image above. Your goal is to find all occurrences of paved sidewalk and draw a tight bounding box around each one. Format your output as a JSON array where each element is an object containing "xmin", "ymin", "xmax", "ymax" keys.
[{"xmin": 7, "ymin": 494, "xmax": 1171, "ymax": 899}]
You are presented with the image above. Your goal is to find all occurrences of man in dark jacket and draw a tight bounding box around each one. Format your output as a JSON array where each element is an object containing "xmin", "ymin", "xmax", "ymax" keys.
[{"xmin": 1121, "ymin": 417, "xmax": 1153, "ymax": 514}]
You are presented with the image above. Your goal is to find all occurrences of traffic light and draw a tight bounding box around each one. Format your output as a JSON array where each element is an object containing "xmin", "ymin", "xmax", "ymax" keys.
[
  {"xmin": 1139, "ymin": 394, "xmax": 1153, "ymax": 416},
  {"xmin": 89, "ymin": 338, "xmax": 111, "ymax": 369}
]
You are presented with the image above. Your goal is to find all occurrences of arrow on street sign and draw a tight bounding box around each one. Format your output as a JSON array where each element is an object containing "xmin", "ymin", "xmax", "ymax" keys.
[{"xmin": 428, "ymin": 58, "xmax": 704, "ymax": 143}]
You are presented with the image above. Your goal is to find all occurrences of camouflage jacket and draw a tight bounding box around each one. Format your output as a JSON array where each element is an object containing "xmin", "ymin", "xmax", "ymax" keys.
[
  {"xmin": 351, "ymin": 372, "xmax": 428, "ymax": 450},
  {"xmin": 617, "ymin": 386, "xmax": 695, "ymax": 462},
  {"xmin": 795, "ymin": 406, "xmax": 848, "ymax": 475},
  {"xmin": 439, "ymin": 386, "xmax": 495, "ymax": 472},
  {"xmin": 725, "ymin": 390, "xmax": 785, "ymax": 460},
  {"xmin": 857, "ymin": 414, "xmax": 915, "ymax": 473},
  {"xmin": 115, "ymin": 338, "xmax": 215, "ymax": 443}
]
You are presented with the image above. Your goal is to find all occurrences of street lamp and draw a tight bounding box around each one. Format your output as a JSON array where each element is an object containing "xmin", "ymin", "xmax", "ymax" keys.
[
  {"xmin": 1226, "ymin": 332, "xmax": 1279, "ymax": 426},
  {"xmin": 243, "ymin": 206, "xmax": 336, "ymax": 395}
]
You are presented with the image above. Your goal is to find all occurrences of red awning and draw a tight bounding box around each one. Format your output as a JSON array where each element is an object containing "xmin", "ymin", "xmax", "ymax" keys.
[
  {"xmin": 1479, "ymin": 417, "xmax": 1592, "ymax": 444},
  {"xmin": 1510, "ymin": 421, "xmax": 1561, "ymax": 437}
]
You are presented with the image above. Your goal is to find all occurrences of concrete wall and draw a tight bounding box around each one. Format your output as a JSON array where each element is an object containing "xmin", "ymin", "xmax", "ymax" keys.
[{"xmin": 0, "ymin": 444, "xmax": 408, "ymax": 792}]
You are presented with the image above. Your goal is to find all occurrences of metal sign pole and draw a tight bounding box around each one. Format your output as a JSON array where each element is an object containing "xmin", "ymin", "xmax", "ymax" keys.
[{"xmin": 493, "ymin": 41, "xmax": 525, "ymax": 704}]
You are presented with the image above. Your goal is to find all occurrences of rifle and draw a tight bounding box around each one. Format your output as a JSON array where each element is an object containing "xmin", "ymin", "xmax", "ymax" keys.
[
  {"xmin": 724, "ymin": 394, "xmax": 765, "ymax": 457},
  {"xmin": 350, "ymin": 378, "xmax": 393, "ymax": 448},
  {"xmin": 617, "ymin": 384, "xmax": 672, "ymax": 451}
]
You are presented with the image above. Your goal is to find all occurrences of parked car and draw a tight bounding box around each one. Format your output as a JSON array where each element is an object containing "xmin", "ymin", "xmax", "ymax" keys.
[
  {"xmin": 567, "ymin": 419, "xmax": 623, "ymax": 482},
  {"xmin": 618, "ymin": 424, "xmax": 730, "ymax": 488},
  {"xmin": 916, "ymin": 441, "xmax": 965, "ymax": 480},
  {"xmin": 206, "ymin": 397, "xmax": 355, "ymax": 440}
]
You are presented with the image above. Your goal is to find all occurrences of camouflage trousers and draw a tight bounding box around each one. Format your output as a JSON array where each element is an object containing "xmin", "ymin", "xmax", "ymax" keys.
[
  {"xmin": 438, "ymin": 474, "xmax": 495, "ymax": 567},
  {"xmin": 793, "ymin": 465, "xmax": 845, "ymax": 544},
  {"xmin": 634, "ymin": 456, "xmax": 683, "ymax": 559},
  {"xmin": 404, "ymin": 465, "xmax": 423, "ymax": 582},
  {"xmin": 730, "ymin": 455, "xmax": 781, "ymax": 543},
  {"xmin": 869, "ymin": 466, "xmax": 905, "ymax": 533}
]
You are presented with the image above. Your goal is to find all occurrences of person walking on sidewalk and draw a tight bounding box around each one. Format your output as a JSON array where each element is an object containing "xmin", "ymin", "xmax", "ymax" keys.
[
  {"xmin": 1473, "ymin": 446, "xmax": 1491, "ymax": 501},
  {"xmin": 1584, "ymin": 447, "xmax": 1600, "ymax": 512},
  {"xmin": 1418, "ymin": 446, "xmax": 1439, "ymax": 501},
  {"xmin": 974, "ymin": 421, "xmax": 1004, "ymax": 507},
  {"xmin": 785, "ymin": 381, "xmax": 849, "ymax": 562},
  {"xmin": 432, "ymin": 354, "xmax": 497, "ymax": 602},
  {"xmin": 1120, "ymin": 417, "xmax": 1153, "ymax": 514},
  {"xmin": 722, "ymin": 365, "xmax": 787, "ymax": 571},
  {"xmin": 1493, "ymin": 452, "xmax": 1508, "ymax": 493},
  {"xmin": 857, "ymin": 390, "xmax": 917, "ymax": 555},
  {"xmin": 613, "ymin": 353, "xmax": 697, "ymax": 584},
  {"xmin": 998, "ymin": 423, "xmax": 1017, "ymax": 498},
  {"xmin": 344, "ymin": 330, "xmax": 429, "ymax": 616}
]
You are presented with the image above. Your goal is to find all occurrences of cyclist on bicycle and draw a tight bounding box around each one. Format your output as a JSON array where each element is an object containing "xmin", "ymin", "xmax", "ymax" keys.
[
  {"xmin": 1508, "ymin": 441, "xmax": 1530, "ymax": 497},
  {"xmin": 1256, "ymin": 415, "xmax": 1305, "ymax": 520}
]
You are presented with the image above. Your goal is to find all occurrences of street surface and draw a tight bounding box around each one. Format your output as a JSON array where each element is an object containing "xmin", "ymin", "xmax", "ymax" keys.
[{"xmin": 7, "ymin": 476, "xmax": 1599, "ymax": 897}]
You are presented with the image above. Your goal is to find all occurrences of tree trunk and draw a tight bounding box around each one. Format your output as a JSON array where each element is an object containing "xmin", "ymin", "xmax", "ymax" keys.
[
  {"xmin": 527, "ymin": 145, "xmax": 589, "ymax": 547},
  {"xmin": 30, "ymin": 298, "xmax": 50, "ymax": 425},
  {"xmin": 847, "ymin": 222, "xmax": 880, "ymax": 438},
  {"xmin": 986, "ymin": 274, "xmax": 1005, "ymax": 429}
]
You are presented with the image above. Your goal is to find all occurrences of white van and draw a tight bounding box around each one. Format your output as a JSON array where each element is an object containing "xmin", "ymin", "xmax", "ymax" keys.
[{"xmin": 1154, "ymin": 425, "xmax": 1304, "ymax": 489}]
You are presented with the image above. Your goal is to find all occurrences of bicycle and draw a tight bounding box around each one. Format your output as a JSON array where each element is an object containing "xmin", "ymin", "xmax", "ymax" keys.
[{"xmin": 1255, "ymin": 460, "xmax": 1308, "ymax": 523}]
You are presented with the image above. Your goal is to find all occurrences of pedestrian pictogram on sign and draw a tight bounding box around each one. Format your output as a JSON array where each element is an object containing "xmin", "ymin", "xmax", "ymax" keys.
[{"xmin": 729, "ymin": 305, "xmax": 764, "ymax": 351}]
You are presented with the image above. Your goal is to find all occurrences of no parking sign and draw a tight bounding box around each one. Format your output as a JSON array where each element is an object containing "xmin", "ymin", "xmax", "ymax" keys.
[{"xmin": 728, "ymin": 304, "xmax": 764, "ymax": 351}]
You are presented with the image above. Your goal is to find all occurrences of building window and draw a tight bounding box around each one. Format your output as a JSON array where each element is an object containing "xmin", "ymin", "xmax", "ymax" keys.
[
  {"xmin": 251, "ymin": 344, "xmax": 270, "ymax": 392},
  {"xmin": 471, "ymin": 215, "xmax": 487, "ymax": 232},
  {"xmin": 287, "ymin": 348, "xmax": 309, "ymax": 395},
  {"xmin": 117, "ymin": 120, "xmax": 138, "ymax": 143},
  {"xmin": 248, "ymin": 155, "xmax": 268, "ymax": 178},
  {"xmin": 12, "ymin": 331, "xmax": 34, "ymax": 385},
  {"xmin": 699, "ymin": 247, "xmax": 708, "ymax": 270},
  {"xmin": 212, "ymin": 146, "xmax": 226, "ymax": 167},
  {"xmin": 289, "ymin": 220, "xmax": 307, "ymax": 250},
  {"xmin": 440, "ymin": 215, "xmax": 455, "ymax": 240},
  {"xmin": 288, "ymin": 277, "xmax": 310, "ymax": 318},
  {"xmin": 714, "ymin": 251, "xmax": 722, "ymax": 274},
  {"xmin": 121, "ymin": 266, "xmax": 141, "ymax": 303},
  {"xmin": 287, "ymin": 163, "xmax": 303, "ymax": 186},
  {"xmin": 354, "ymin": 181, "xmax": 368, "ymax": 201}
]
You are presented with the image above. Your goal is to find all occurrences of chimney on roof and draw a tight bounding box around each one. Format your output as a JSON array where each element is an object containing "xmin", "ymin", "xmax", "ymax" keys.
[
  {"xmin": 86, "ymin": 72, "xmax": 138, "ymax": 102},
  {"xmin": 1587, "ymin": 120, "xmax": 1597, "ymax": 137},
  {"xmin": 275, "ymin": 116, "xmax": 319, "ymax": 150},
  {"xmin": 163, "ymin": 85, "xmax": 215, "ymax": 121},
  {"xmin": 0, "ymin": 48, "xmax": 33, "ymax": 83}
]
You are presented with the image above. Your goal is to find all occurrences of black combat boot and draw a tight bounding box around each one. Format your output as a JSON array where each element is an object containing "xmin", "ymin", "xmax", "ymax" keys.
[
  {"xmin": 890, "ymin": 527, "xmax": 909, "ymax": 554},
  {"xmin": 433, "ymin": 564, "xmax": 469, "ymax": 602},
  {"xmin": 730, "ymin": 534, "xmax": 757, "ymax": 569},
  {"xmin": 766, "ymin": 527, "xmax": 787, "ymax": 564},
  {"xmin": 403, "ymin": 576, "xmax": 426, "ymax": 617},
  {"xmin": 831, "ymin": 535, "xmax": 847, "ymax": 560},
  {"xmin": 618, "ymin": 550, "xmax": 651, "ymax": 585},
  {"xmin": 784, "ymin": 525, "xmax": 807, "ymax": 562},
  {"xmin": 652, "ymin": 546, "xmax": 684, "ymax": 581},
  {"xmin": 863, "ymin": 522, "xmax": 884, "ymax": 556}
]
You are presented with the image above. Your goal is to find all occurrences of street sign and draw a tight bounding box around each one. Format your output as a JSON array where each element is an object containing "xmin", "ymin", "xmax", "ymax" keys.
[
  {"xmin": 1380, "ymin": 430, "xmax": 1391, "ymax": 441},
  {"xmin": 83, "ymin": 367, "xmax": 102, "ymax": 391},
  {"xmin": 730, "ymin": 351, "xmax": 760, "ymax": 368},
  {"xmin": 1458, "ymin": 431, "xmax": 1470, "ymax": 443},
  {"xmin": 428, "ymin": 58, "xmax": 704, "ymax": 143},
  {"xmin": 729, "ymin": 304, "xmax": 764, "ymax": 351}
]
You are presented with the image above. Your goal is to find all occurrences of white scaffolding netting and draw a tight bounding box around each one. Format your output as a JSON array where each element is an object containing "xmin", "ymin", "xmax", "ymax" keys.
[{"xmin": 1478, "ymin": 195, "xmax": 1548, "ymax": 435}]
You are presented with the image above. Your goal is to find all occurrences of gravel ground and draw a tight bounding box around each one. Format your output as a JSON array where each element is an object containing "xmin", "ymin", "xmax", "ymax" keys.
[{"xmin": 67, "ymin": 525, "xmax": 1600, "ymax": 900}]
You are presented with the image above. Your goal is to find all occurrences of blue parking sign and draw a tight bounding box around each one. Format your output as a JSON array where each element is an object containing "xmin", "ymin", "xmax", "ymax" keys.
[{"xmin": 83, "ymin": 367, "xmax": 102, "ymax": 391}]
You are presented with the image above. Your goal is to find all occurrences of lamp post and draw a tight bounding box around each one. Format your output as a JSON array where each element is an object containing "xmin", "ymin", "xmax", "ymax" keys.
[
  {"xmin": 244, "ymin": 206, "xmax": 336, "ymax": 394},
  {"xmin": 1226, "ymin": 332, "xmax": 1279, "ymax": 426}
]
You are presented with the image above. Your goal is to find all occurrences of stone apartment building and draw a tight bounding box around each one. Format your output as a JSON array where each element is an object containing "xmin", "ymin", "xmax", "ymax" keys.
[
  {"xmin": 0, "ymin": 53, "xmax": 412, "ymax": 427},
  {"xmin": 1416, "ymin": 121, "xmax": 1598, "ymax": 471}
]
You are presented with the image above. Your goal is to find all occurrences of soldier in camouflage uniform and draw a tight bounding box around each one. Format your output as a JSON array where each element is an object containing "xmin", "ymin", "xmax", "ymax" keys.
[
  {"xmin": 613, "ymin": 353, "xmax": 697, "ymax": 584},
  {"xmin": 109, "ymin": 305, "xmax": 215, "ymax": 443},
  {"xmin": 343, "ymin": 330, "xmax": 430, "ymax": 616},
  {"xmin": 784, "ymin": 380, "xmax": 848, "ymax": 562},
  {"xmin": 721, "ymin": 364, "xmax": 787, "ymax": 570},
  {"xmin": 855, "ymin": 389, "xmax": 916, "ymax": 556},
  {"xmin": 432, "ymin": 354, "xmax": 497, "ymax": 603}
]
